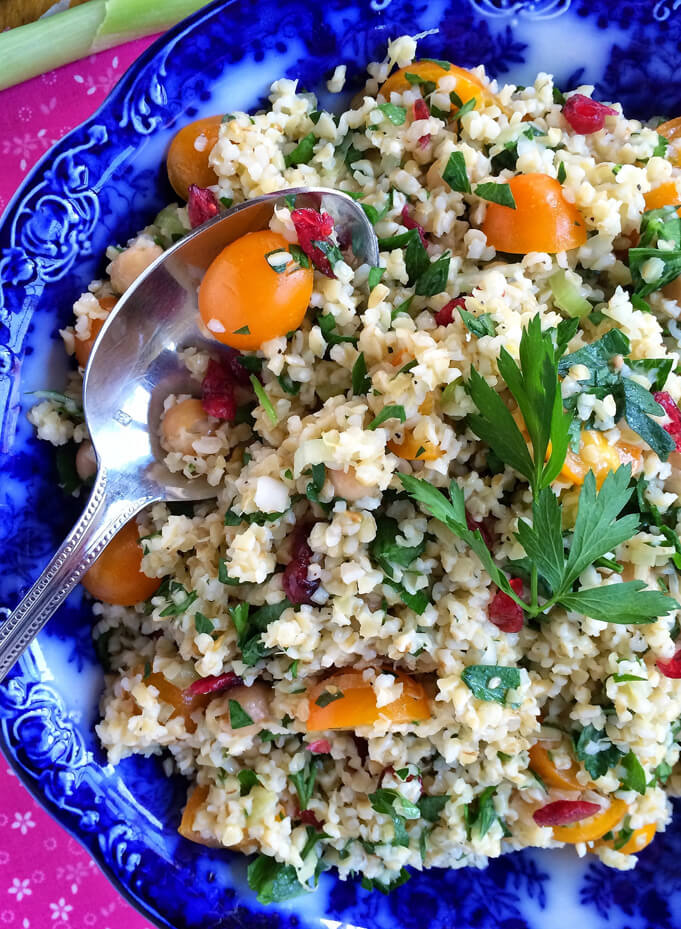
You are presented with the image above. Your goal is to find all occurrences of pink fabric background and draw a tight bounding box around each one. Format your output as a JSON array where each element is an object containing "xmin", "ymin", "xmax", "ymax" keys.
[{"xmin": 0, "ymin": 38, "xmax": 161, "ymax": 929}]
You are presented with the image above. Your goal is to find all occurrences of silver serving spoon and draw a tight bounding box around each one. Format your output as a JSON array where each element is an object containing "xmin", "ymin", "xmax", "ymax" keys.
[{"xmin": 0, "ymin": 187, "xmax": 379, "ymax": 682}]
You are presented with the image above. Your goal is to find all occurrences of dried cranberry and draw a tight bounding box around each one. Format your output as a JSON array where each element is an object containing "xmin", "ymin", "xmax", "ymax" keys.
[
  {"xmin": 381, "ymin": 764, "xmax": 421, "ymax": 785},
  {"xmin": 401, "ymin": 204, "xmax": 427, "ymax": 248},
  {"xmin": 201, "ymin": 358, "xmax": 237, "ymax": 420},
  {"xmin": 282, "ymin": 523, "xmax": 320, "ymax": 605},
  {"xmin": 412, "ymin": 98, "xmax": 430, "ymax": 121},
  {"xmin": 562, "ymin": 94, "xmax": 616, "ymax": 134},
  {"xmin": 654, "ymin": 391, "xmax": 681, "ymax": 451},
  {"xmin": 290, "ymin": 208, "xmax": 336, "ymax": 277},
  {"xmin": 417, "ymin": 134, "xmax": 432, "ymax": 150},
  {"xmin": 533, "ymin": 800, "xmax": 601, "ymax": 827},
  {"xmin": 488, "ymin": 578, "xmax": 524, "ymax": 633},
  {"xmin": 298, "ymin": 808, "xmax": 323, "ymax": 829},
  {"xmin": 657, "ymin": 647, "xmax": 681, "ymax": 679},
  {"xmin": 183, "ymin": 671, "xmax": 241, "ymax": 696},
  {"xmin": 187, "ymin": 184, "xmax": 219, "ymax": 228},
  {"xmin": 436, "ymin": 296, "xmax": 467, "ymax": 327},
  {"xmin": 308, "ymin": 739, "xmax": 331, "ymax": 754},
  {"xmin": 465, "ymin": 511, "xmax": 495, "ymax": 550}
]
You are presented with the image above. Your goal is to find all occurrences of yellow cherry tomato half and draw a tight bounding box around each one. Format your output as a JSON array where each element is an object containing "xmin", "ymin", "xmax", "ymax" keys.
[
  {"xmin": 481, "ymin": 173, "xmax": 587, "ymax": 254},
  {"xmin": 600, "ymin": 822, "xmax": 656, "ymax": 856},
  {"xmin": 380, "ymin": 61, "xmax": 490, "ymax": 109},
  {"xmin": 559, "ymin": 430, "xmax": 642, "ymax": 489},
  {"xmin": 552, "ymin": 798, "xmax": 628, "ymax": 844},
  {"xmin": 81, "ymin": 520, "xmax": 161, "ymax": 606},
  {"xmin": 529, "ymin": 743, "xmax": 583, "ymax": 791},
  {"xmin": 198, "ymin": 230, "xmax": 314, "ymax": 351},
  {"xmin": 388, "ymin": 429, "xmax": 442, "ymax": 461},
  {"xmin": 167, "ymin": 115, "xmax": 222, "ymax": 201},
  {"xmin": 306, "ymin": 669, "xmax": 430, "ymax": 731}
]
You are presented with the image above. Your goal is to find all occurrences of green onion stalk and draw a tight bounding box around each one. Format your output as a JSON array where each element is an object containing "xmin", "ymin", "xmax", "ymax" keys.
[{"xmin": 0, "ymin": 0, "xmax": 214, "ymax": 91}]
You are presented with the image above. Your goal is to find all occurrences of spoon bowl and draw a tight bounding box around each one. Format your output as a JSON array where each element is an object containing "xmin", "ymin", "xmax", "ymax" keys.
[{"xmin": 0, "ymin": 187, "xmax": 379, "ymax": 681}]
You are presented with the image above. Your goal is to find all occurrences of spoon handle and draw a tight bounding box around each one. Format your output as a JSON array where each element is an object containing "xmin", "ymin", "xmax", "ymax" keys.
[{"xmin": 0, "ymin": 468, "xmax": 155, "ymax": 683}]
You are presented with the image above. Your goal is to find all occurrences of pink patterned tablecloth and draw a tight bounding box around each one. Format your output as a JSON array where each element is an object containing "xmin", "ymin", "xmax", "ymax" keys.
[{"xmin": 0, "ymin": 37, "xmax": 161, "ymax": 929}]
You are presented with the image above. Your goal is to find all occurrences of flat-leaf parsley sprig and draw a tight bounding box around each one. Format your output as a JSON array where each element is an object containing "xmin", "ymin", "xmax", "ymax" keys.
[
  {"xmin": 398, "ymin": 315, "xmax": 678, "ymax": 625},
  {"xmin": 467, "ymin": 315, "xmax": 574, "ymax": 499},
  {"xmin": 400, "ymin": 469, "xmax": 677, "ymax": 624}
]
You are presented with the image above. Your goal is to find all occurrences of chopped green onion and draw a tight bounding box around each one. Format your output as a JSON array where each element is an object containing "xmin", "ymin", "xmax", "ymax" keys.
[
  {"xmin": 250, "ymin": 375, "xmax": 278, "ymax": 424},
  {"xmin": 549, "ymin": 270, "xmax": 591, "ymax": 318}
]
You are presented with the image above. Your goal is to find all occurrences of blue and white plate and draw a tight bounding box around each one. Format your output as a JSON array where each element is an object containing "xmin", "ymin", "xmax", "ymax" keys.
[{"xmin": 1, "ymin": 1, "xmax": 680, "ymax": 926}]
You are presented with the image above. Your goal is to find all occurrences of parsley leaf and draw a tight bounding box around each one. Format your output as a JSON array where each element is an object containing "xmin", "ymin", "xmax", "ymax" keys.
[
  {"xmin": 229, "ymin": 699, "xmax": 254, "ymax": 729},
  {"xmin": 284, "ymin": 132, "xmax": 317, "ymax": 167},
  {"xmin": 377, "ymin": 103, "xmax": 407, "ymax": 125},
  {"xmin": 464, "ymin": 786, "xmax": 498, "ymax": 839},
  {"xmin": 194, "ymin": 612, "xmax": 214, "ymax": 635},
  {"xmin": 368, "ymin": 266, "xmax": 386, "ymax": 289},
  {"xmin": 370, "ymin": 788, "xmax": 419, "ymax": 847},
  {"xmin": 621, "ymin": 751, "xmax": 647, "ymax": 794},
  {"xmin": 462, "ymin": 665, "xmax": 521, "ymax": 704},
  {"xmin": 384, "ymin": 578, "xmax": 430, "ymax": 614},
  {"xmin": 475, "ymin": 182, "xmax": 516, "ymax": 209},
  {"xmin": 629, "ymin": 205, "xmax": 681, "ymax": 296},
  {"xmin": 459, "ymin": 308, "xmax": 496, "ymax": 337},
  {"xmin": 442, "ymin": 151, "xmax": 471, "ymax": 193},
  {"xmin": 362, "ymin": 190, "xmax": 394, "ymax": 225},
  {"xmin": 305, "ymin": 462, "xmax": 326, "ymax": 502},
  {"xmin": 368, "ymin": 405, "xmax": 406, "ymax": 430},
  {"xmin": 370, "ymin": 516, "xmax": 426, "ymax": 577},
  {"xmin": 417, "ymin": 795, "xmax": 449, "ymax": 822},
  {"xmin": 315, "ymin": 688, "xmax": 344, "ymax": 708},
  {"xmin": 318, "ymin": 313, "xmax": 358, "ymax": 347},
  {"xmin": 574, "ymin": 725, "xmax": 624, "ymax": 780},
  {"xmin": 361, "ymin": 869, "xmax": 411, "ymax": 894},
  {"xmin": 238, "ymin": 769, "xmax": 260, "ymax": 795},
  {"xmin": 247, "ymin": 855, "xmax": 307, "ymax": 904},
  {"xmin": 468, "ymin": 315, "xmax": 572, "ymax": 497},
  {"xmin": 415, "ymin": 253, "xmax": 450, "ymax": 296},
  {"xmin": 289, "ymin": 757, "xmax": 321, "ymax": 809},
  {"xmin": 352, "ymin": 352, "xmax": 371, "ymax": 395}
]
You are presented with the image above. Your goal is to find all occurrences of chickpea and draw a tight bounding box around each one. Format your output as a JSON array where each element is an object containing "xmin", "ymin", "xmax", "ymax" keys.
[
  {"xmin": 329, "ymin": 465, "xmax": 372, "ymax": 502},
  {"xmin": 161, "ymin": 398, "xmax": 215, "ymax": 456},
  {"xmin": 75, "ymin": 441, "xmax": 97, "ymax": 481},
  {"xmin": 108, "ymin": 240, "xmax": 163, "ymax": 295}
]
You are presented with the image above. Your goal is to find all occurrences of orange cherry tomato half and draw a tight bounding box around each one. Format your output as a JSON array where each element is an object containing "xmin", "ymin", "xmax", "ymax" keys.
[
  {"xmin": 81, "ymin": 520, "xmax": 161, "ymax": 606},
  {"xmin": 481, "ymin": 173, "xmax": 587, "ymax": 254},
  {"xmin": 144, "ymin": 671, "xmax": 210, "ymax": 734},
  {"xmin": 380, "ymin": 61, "xmax": 490, "ymax": 109},
  {"xmin": 559, "ymin": 430, "xmax": 642, "ymax": 489},
  {"xmin": 387, "ymin": 429, "xmax": 442, "ymax": 461},
  {"xmin": 167, "ymin": 115, "xmax": 222, "ymax": 201},
  {"xmin": 644, "ymin": 180, "xmax": 681, "ymax": 216},
  {"xmin": 599, "ymin": 822, "xmax": 656, "ymax": 856},
  {"xmin": 552, "ymin": 798, "xmax": 628, "ymax": 844},
  {"xmin": 198, "ymin": 230, "xmax": 314, "ymax": 351},
  {"xmin": 178, "ymin": 784, "xmax": 220, "ymax": 846},
  {"xmin": 306, "ymin": 669, "xmax": 430, "ymax": 731},
  {"xmin": 529, "ymin": 743, "xmax": 583, "ymax": 791},
  {"xmin": 74, "ymin": 295, "xmax": 116, "ymax": 368}
]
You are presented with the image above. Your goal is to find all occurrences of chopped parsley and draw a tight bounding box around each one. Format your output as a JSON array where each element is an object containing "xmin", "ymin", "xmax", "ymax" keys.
[
  {"xmin": 474, "ymin": 182, "xmax": 517, "ymax": 209},
  {"xmin": 442, "ymin": 151, "xmax": 471, "ymax": 193},
  {"xmin": 352, "ymin": 352, "xmax": 371, "ymax": 395},
  {"xmin": 315, "ymin": 688, "xmax": 344, "ymax": 708},
  {"xmin": 461, "ymin": 665, "xmax": 521, "ymax": 704},
  {"xmin": 229, "ymin": 699, "xmax": 254, "ymax": 729},
  {"xmin": 194, "ymin": 612, "xmax": 214, "ymax": 635},
  {"xmin": 368, "ymin": 266, "xmax": 386, "ymax": 289},
  {"xmin": 459, "ymin": 308, "xmax": 496, "ymax": 337},
  {"xmin": 289, "ymin": 757, "xmax": 321, "ymax": 809},
  {"xmin": 377, "ymin": 103, "xmax": 407, "ymax": 125},
  {"xmin": 249, "ymin": 374, "xmax": 278, "ymax": 425},
  {"xmin": 574, "ymin": 725, "xmax": 624, "ymax": 780},
  {"xmin": 368, "ymin": 405, "xmax": 406, "ymax": 430},
  {"xmin": 284, "ymin": 132, "xmax": 317, "ymax": 168}
]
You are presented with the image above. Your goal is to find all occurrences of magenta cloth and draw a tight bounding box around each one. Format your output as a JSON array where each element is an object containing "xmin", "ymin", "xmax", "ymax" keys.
[{"xmin": 0, "ymin": 38, "xmax": 161, "ymax": 929}]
